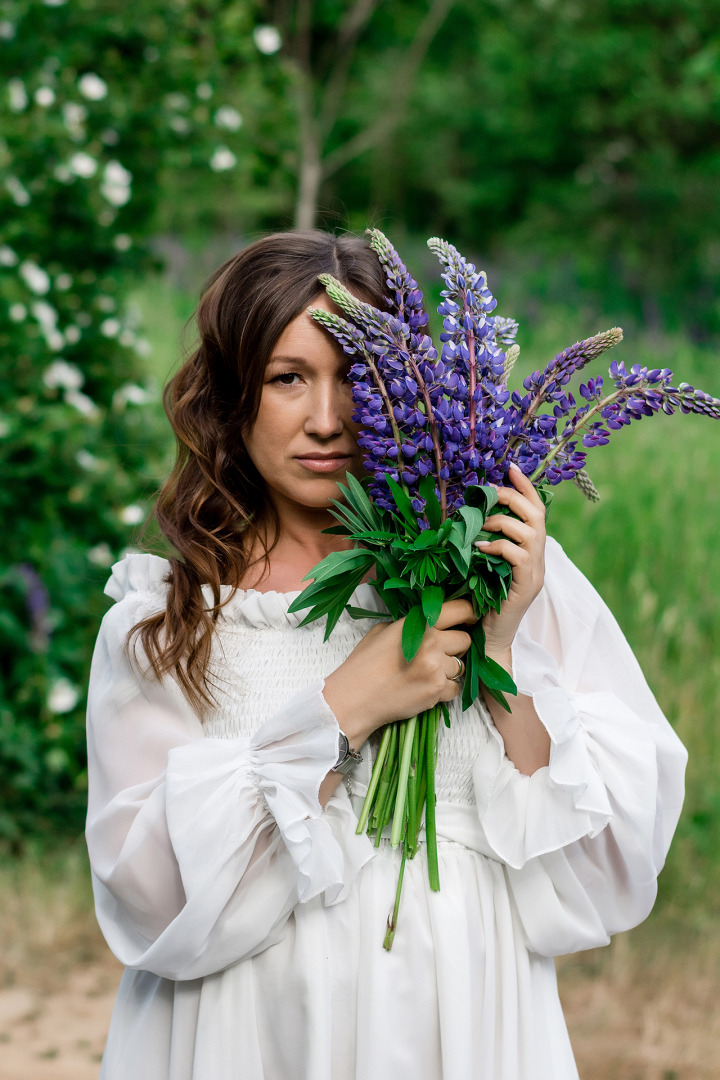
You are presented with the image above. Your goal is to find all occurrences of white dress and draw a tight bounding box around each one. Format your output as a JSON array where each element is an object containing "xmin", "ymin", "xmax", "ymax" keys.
[{"xmin": 86, "ymin": 537, "xmax": 687, "ymax": 1080}]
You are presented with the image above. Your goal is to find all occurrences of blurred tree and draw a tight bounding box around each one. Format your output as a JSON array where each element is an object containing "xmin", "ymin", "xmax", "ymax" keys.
[{"xmin": 264, "ymin": 0, "xmax": 455, "ymax": 228}]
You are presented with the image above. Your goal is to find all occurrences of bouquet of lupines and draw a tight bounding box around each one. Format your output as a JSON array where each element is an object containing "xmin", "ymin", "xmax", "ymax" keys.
[{"xmin": 288, "ymin": 230, "xmax": 720, "ymax": 949}]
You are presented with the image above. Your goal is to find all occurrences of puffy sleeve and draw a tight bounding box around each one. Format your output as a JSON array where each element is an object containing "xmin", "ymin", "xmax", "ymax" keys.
[
  {"xmin": 472, "ymin": 537, "xmax": 687, "ymax": 956},
  {"xmin": 85, "ymin": 555, "xmax": 373, "ymax": 981}
]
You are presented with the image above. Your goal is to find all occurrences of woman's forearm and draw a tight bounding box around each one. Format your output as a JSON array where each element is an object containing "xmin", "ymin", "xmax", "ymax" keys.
[{"xmin": 481, "ymin": 646, "xmax": 550, "ymax": 776}]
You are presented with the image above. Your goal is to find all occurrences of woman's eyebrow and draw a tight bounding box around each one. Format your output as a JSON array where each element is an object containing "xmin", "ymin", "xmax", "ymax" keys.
[{"xmin": 266, "ymin": 354, "xmax": 312, "ymax": 366}]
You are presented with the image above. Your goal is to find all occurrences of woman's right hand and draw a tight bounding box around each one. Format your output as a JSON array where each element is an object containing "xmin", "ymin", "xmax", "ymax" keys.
[{"xmin": 322, "ymin": 600, "xmax": 476, "ymax": 748}]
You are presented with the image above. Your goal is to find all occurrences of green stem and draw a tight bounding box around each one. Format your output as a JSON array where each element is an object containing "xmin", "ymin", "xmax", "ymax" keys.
[
  {"xmin": 529, "ymin": 389, "xmax": 623, "ymax": 483},
  {"xmin": 356, "ymin": 724, "xmax": 392, "ymax": 835},
  {"xmin": 425, "ymin": 706, "xmax": 440, "ymax": 891},
  {"xmin": 383, "ymin": 846, "xmax": 407, "ymax": 951},
  {"xmin": 406, "ymin": 717, "xmax": 421, "ymax": 851},
  {"xmin": 390, "ymin": 715, "xmax": 417, "ymax": 848}
]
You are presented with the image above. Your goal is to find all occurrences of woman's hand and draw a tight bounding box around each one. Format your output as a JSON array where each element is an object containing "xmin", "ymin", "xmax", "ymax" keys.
[
  {"xmin": 475, "ymin": 462, "xmax": 547, "ymax": 666},
  {"xmin": 322, "ymin": 599, "xmax": 477, "ymax": 749}
]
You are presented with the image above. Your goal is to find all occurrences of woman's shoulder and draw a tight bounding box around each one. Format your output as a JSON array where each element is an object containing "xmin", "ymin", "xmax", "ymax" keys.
[{"xmin": 104, "ymin": 552, "xmax": 171, "ymax": 604}]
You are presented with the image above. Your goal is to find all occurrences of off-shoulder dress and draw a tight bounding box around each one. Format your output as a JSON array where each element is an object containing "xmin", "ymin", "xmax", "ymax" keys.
[{"xmin": 85, "ymin": 536, "xmax": 687, "ymax": 1080}]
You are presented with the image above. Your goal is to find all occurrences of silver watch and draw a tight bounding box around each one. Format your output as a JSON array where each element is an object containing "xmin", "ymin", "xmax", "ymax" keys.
[{"xmin": 332, "ymin": 730, "xmax": 363, "ymax": 774}]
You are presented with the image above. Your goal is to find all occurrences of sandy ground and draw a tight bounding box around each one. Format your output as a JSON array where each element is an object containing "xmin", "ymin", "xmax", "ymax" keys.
[{"xmin": 1, "ymin": 944, "xmax": 718, "ymax": 1080}]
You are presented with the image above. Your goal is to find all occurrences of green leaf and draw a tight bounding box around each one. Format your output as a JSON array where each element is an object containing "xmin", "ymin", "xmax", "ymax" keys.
[
  {"xmin": 401, "ymin": 605, "xmax": 427, "ymax": 662},
  {"xmin": 412, "ymin": 528, "xmax": 439, "ymax": 551},
  {"xmin": 419, "ymin": 475, "xmax": 442, "ymax": 530},
  {"xmin": 476, "ymin": 655, "xmax": 516, "ymax": 695},
  {"xmin": 448, "ymin": 543, "xmax": 472, "ymax": 576},
  {"xmin": 344, "ymin": 472, "xmax": 382, "ymax": 528},
  {"xmin": 299, "ymin": 548, "xmax": 374, "ymax": 585},
  {"xmin": 386, "ymin": 475, "xmax": 419, "ymax": 532},
  {"xmin": 383, "ymin": 577, "xmax": 411, "ymax": 590},
  {"xmin": 464, "ymin": 484, "xmax": 500, "ymax": 514},
  {"xmin": 421, "ymin": 585, "xmax": 443, "ymax": 626},
  {"xmin": 458, "ymin": 505, "xmax": 487, "ymax": 545},
  {"xmin": 345, "ymin": 606, "xmax": 392, "ymax": 621}
]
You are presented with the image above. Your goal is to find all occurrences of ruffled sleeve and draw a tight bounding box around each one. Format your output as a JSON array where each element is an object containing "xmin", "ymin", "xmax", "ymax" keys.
[
  {"xmin": 86, "ymin": 556, "xmax": 373, "ymax": 981},
  {"xmin": 472, "ymin": 537, "xmax": 687, "ymax": 956}
]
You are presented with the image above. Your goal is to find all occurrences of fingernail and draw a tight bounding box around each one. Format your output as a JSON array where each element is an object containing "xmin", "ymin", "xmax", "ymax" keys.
[
  {"xmin": 475, "ymin": 540, "xmax": 491, "ymax": 548},
  {"xmin": 508, "ymin": 461, "xmax": 521, "ymax": 472}
]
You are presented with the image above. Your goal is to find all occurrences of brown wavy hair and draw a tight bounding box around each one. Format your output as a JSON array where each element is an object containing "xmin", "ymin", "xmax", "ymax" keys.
[{"xmin": 130, "ymin": 230, "xmax": 387, "ymax": 715}]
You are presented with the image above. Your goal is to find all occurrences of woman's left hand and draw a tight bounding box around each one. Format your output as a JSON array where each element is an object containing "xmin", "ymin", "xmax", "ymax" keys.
[{"xmin": 474, "ymin": 462, "xmax": 547, "ymax": 664}]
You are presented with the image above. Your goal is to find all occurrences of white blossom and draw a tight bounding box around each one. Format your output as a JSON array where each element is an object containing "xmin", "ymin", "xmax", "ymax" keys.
[
  {"xmin": 101, "ymin": 160, "xmax": 132, "ymax": 206},
  {"xmin": 31, "ymin": 301, "xmax": 64, "ymax": 349},
  {"xmin": 120, "ymin": 504, "xmax": 145, "ymax": 525},
  {"xmin": 44, "ymin": 0, "xmax": 69, "ymax": 7},
  {"xmin": 113, "ymin": 233, "xmax": 132, "ymax": 252},
  {"xmin": 6, "ymin": 176, "xmax": 31, "ymax": 206},
  {"xmin": 65, "ymin": 389, "xmax": 99, "ymax": 416},
  {"xmin": 55, "ymin": 272, "xmax": 73, "ymax": 290},
  {"xmin": 87, "ymin": 542, "xmax": 114, "ymax": 567},
  {"xmin": 196, "ymin": 82, "xmax": 213, "ymax": 100},
  {"xmin": 119, "ymin": 329, "xmax": 135, "ymax": 347},
  {"xmin": 20, "ymin": 261, "xmax": 51, "ymax": 295},
  {"xmin": 114, "ymin": 383, "xmax": 151, "ymax": 408},
  {"xmin": 8, "ymin": 79, "xmax": 28, "ymax": 112},
  {"xmin": 64, "ymin": 325, "xmax": 81, "ymax": 345},
  {"xmin": 134, "ymin": 338, "xmax": 152, "ymax": 358},
  {"xmin": 170, "ymin": 115, "xmax": 190, "ymax": 135},
  {"xmin": 76, "ymin": 449, "xmax": 99, "ymax": 470},
  {"xmin": 96, "ymin": 295, "xmax": 115, "ymax": 312},
  {"xmin": 69, "ymin": 151, "xmax": 98, "ymax": 178},
  {"xmin": 0, "ymin": 245, "xmax": 18, "ymax": 267},
  {"xmin": 78, "ymin": 72, "xmax": 108, "ymax": 101},
  {"xmin": 35, "ymin": 86, "xmax": 56, "ymax": 107},
  {"xmin": 48, "ymin": 678, "xmax": 79, "ymax": 714},
  {"xmin": 0, "ymin": 20, "xmax": 16, "ymax": 40},
  {"xmin": 101, "ymin": 128, "xmax": 120, "ymax": 145},
  {"xmin": 253, "ymin": 25, "xmax": 282, "ymax": 54},
  {"xmin": 0, "ymin": 419, "xmax": 9, "ymax": 437},
  {"xmin": 164, "ymin": 92, "xmax": 189, "ymax": 111},
  {"xmin": 53, "ymin": 163, "xmax": 73, "ymax": 183},
  {"xmin": 100, "ymin": 317, "xmax": 121, "ymax": 337},
  {"xmin": 210, "ymin": 146, "xmax": 236, "ymax": 172},
  {"xmin": 44, "ymin": 359, "xmax": 84, "ymax": 390},
  {"xmin": 214, "ymin": 106, "xmax": 243, "ymax": 131},
  {"xmin": 9, "ymin": 303, "xmax": 26, "ymax": 322},
  {"xmin": 62, "ymin": 102, "xmax": 88, "ymax": 140}
]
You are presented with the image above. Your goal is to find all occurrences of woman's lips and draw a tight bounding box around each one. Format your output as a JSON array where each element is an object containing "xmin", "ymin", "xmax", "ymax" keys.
[{"xmin": 295, "ymin": 455, "xmax": 352, "ymax": 473}]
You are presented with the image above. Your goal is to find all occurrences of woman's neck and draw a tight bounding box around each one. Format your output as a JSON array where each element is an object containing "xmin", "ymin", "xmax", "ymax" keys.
[{"xmin": 238, "ymin": 504, "xmax": 355, "ymax": 594}]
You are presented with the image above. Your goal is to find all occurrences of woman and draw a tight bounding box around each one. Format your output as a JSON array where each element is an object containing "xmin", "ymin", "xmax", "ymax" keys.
[{"xmin": 86, "ymin": 231, "xmax": 687, "ymax": 1080}]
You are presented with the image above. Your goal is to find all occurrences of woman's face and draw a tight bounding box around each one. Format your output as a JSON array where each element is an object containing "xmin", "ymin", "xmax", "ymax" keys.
[{"xmin": 243, "ymin": 293, "xmax": 365, "ymax": 518}]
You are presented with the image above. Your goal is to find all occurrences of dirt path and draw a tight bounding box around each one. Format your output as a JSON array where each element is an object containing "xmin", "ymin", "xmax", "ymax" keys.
[{"xmin": 1, "ymin": 945, "xmax": 718, "ymax": 1079}]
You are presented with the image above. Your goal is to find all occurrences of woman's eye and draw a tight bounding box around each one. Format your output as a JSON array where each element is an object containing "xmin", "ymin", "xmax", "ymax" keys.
[{"xmin": 271, "ymin": 371, "xmax": 301, "ymax": 386}]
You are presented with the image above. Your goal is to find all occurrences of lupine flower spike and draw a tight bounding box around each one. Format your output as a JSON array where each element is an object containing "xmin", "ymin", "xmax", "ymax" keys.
[{"xmin": 289, "ymin": 231, "xmax": 720, "ymax": 950}]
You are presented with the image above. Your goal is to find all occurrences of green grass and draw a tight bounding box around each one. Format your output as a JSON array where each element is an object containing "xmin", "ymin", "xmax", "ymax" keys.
[{"xmin": 127, "ymin": 269, "xmax": 720, "ymax": 921}]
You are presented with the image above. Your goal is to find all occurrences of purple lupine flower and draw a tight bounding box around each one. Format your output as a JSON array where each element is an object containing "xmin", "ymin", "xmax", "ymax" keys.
[
  {"xmin": 16, "ymin": 563, "xmax": 51, "ymax": 651},
  {"xmin": 308, "ymin": 231, "xmax": 719, "ymax": 511}
]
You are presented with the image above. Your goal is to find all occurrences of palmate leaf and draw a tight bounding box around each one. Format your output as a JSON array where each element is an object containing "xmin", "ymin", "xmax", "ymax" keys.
[
  {"xmin": 291, "ymin": 547, "xmax": 375, "ymax": 591},
  {"xmin": 295, "ymin": 562, "xmax": 376, "ymax": 639}
]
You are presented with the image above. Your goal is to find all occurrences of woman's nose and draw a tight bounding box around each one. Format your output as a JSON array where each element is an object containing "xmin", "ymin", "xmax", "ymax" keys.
[{"xmin": 304, "ymin": 383, "xmax": 347, "ymax": 437}]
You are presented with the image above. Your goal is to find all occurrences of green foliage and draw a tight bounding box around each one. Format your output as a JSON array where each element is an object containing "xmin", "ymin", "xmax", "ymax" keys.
[{"xmin": 0, "ymin": 0, "xmax": 270, "ymax": 845}]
